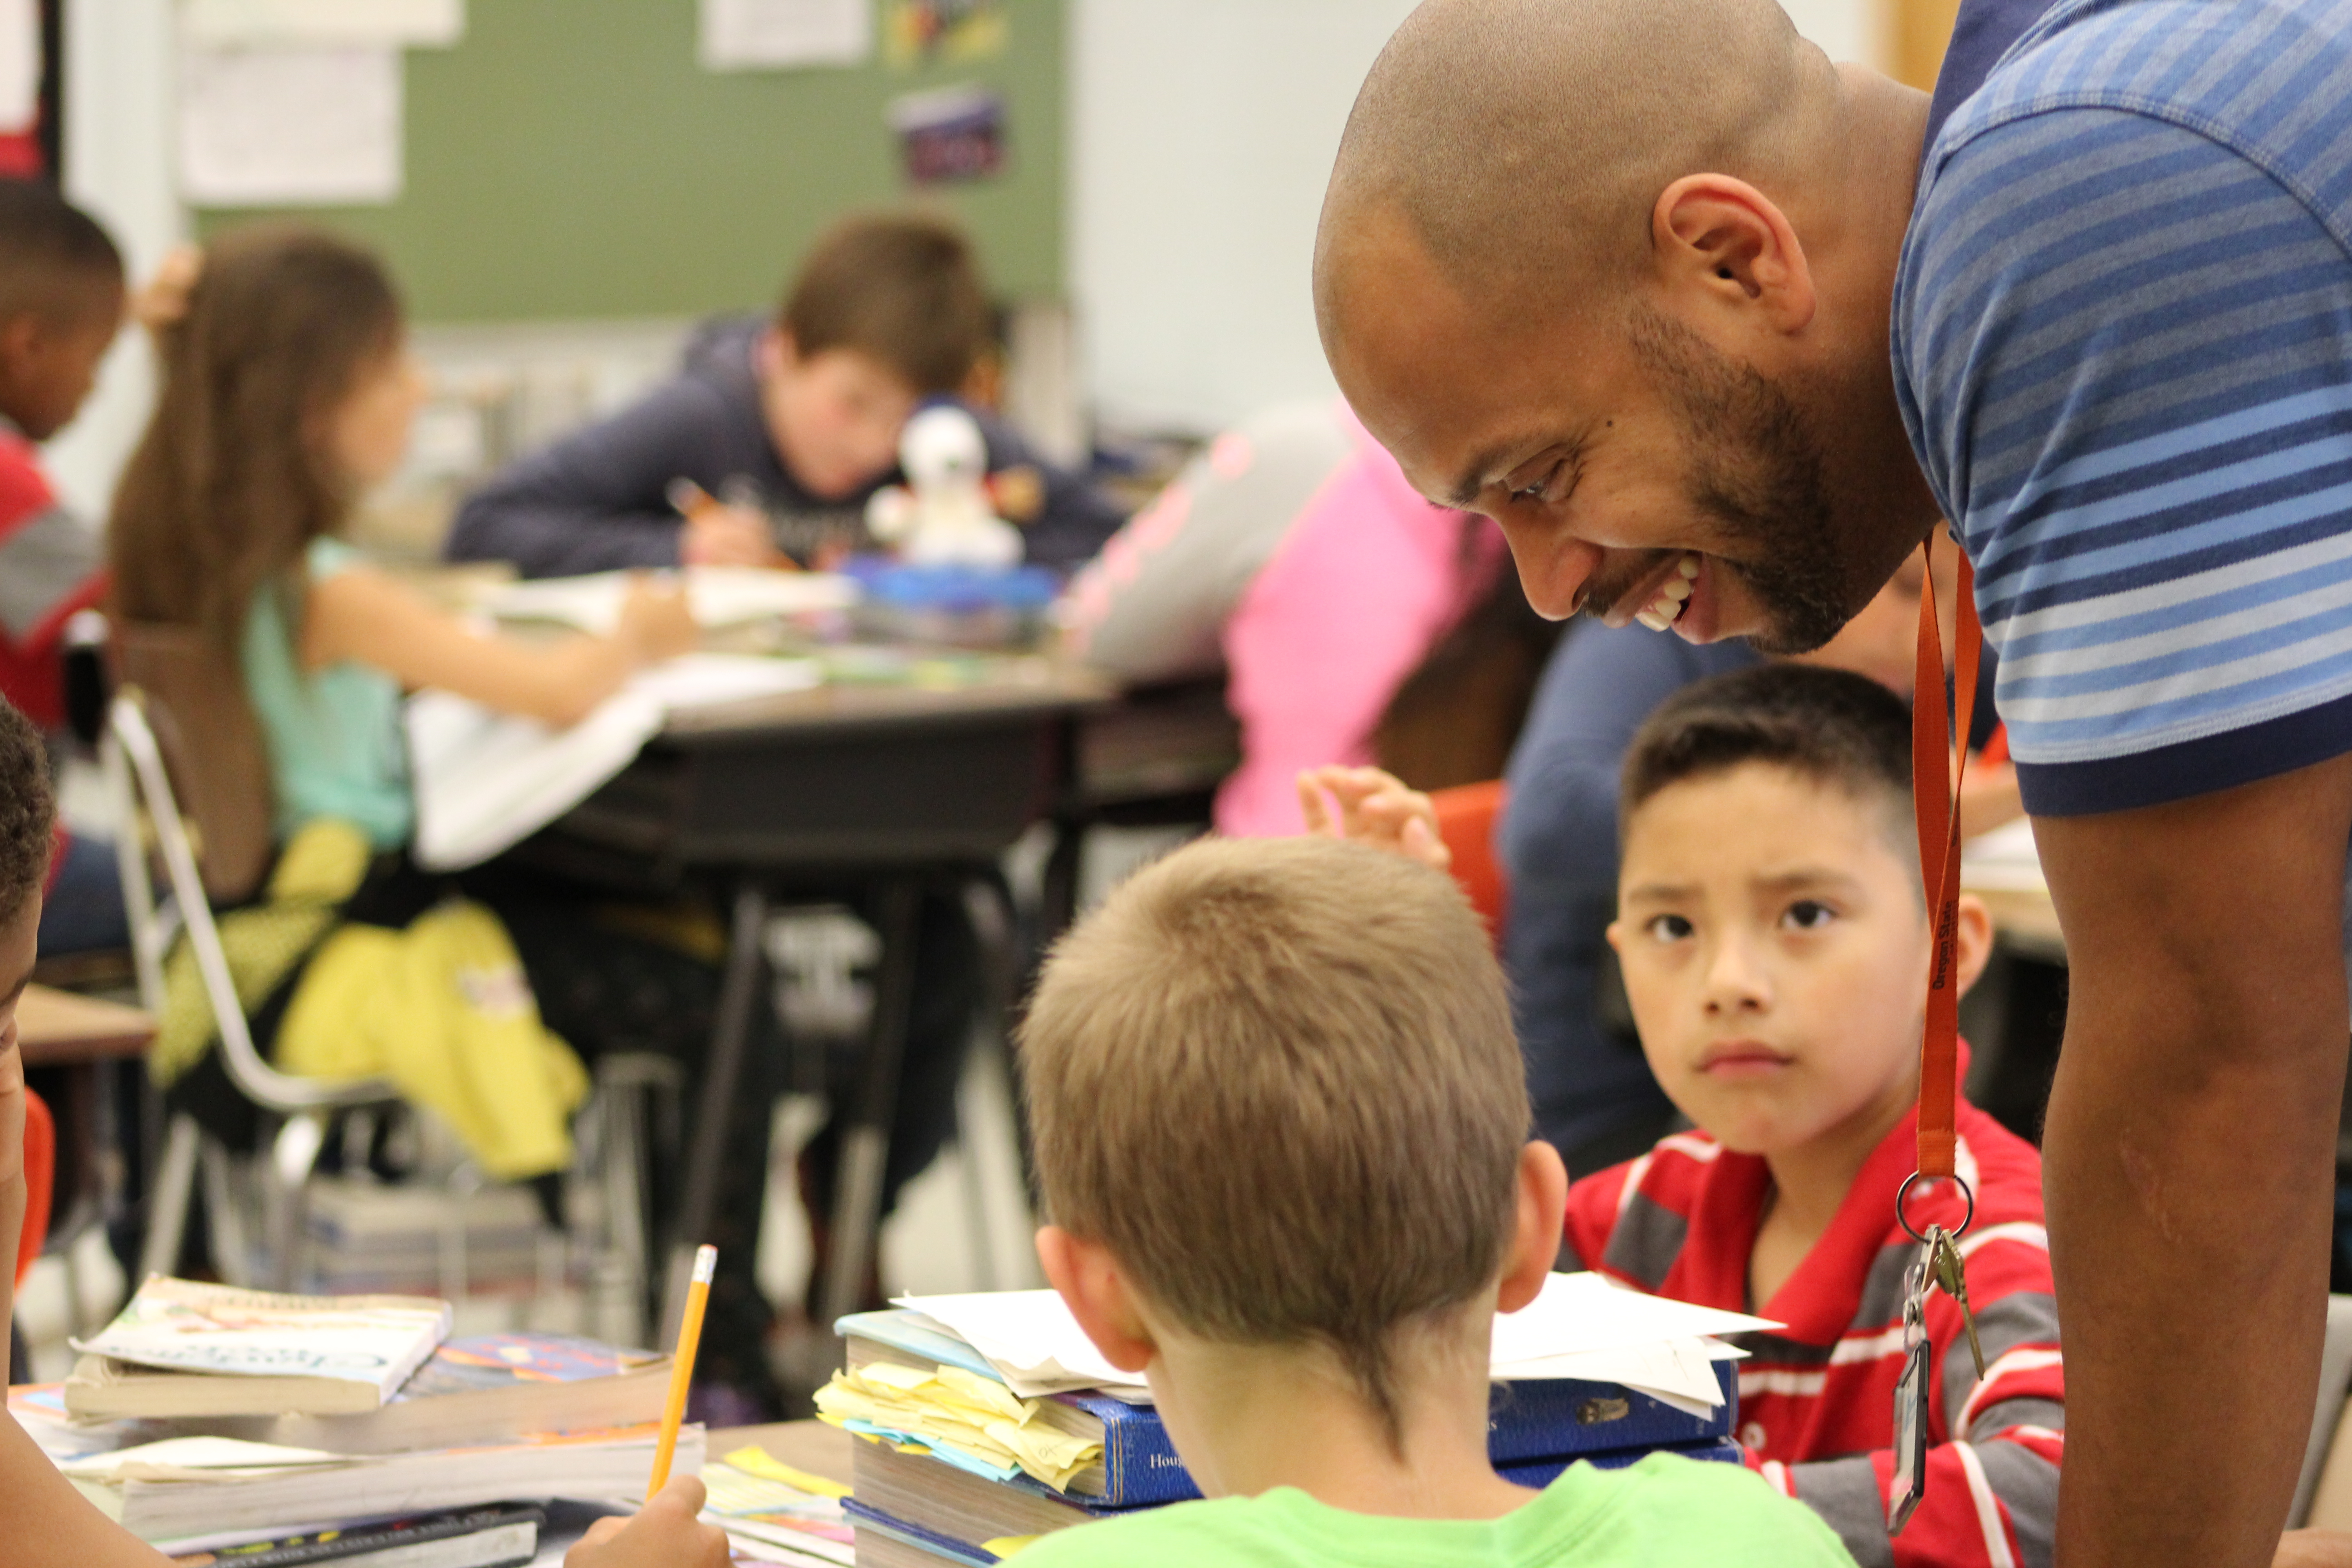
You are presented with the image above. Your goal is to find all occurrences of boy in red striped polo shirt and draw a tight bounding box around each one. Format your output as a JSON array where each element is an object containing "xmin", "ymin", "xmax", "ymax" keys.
[
  {"xmin": 1308, "ymin": 662, "xmax": 2061, "ymax": 1567},
  {"xmin": 0, "ymin": 180, "xmax": 120, "ymax": 735}
]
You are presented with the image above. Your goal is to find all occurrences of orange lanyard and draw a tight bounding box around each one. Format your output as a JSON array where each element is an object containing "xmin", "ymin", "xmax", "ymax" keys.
[{"xmin": 1909, "ymin": 540, "xmax": 1980, "ymax": 1191}]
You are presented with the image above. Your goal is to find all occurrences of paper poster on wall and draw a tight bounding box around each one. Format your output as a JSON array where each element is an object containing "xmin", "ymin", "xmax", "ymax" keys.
[
  {"xmin": 882, "ymin": 0, "xmax": 1004, "ymax": 68},
  {"xmin": 182, "ymin": 0, "xmax": 465, "ymax": 48},
  {"xmin": 887, "ymin": 83, "xmax": 1002, "ymax": 185},
  {"xmin": 0, "ymin": 0, "xmax": 36, "ymax": 135},
  {"xmin": 179, "ymin": 45, "xmax": 403, "ymax": 206},
  {"xmin": 700, "ymin": 0, "xmax": 872, "ymax": 70}
]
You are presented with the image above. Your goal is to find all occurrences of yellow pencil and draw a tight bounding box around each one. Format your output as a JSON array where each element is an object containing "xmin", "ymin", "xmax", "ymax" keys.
[{"xmin": 647, "ymin": 1244, "xmax": 716, "ymax": 1497}]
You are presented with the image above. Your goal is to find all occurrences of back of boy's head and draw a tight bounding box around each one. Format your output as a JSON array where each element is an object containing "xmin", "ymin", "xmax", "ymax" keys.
[
  {"xmin": 1020, "ymin": 835, "xmax": 1527, "ymax": 1427},
  {"xmin": 0, "ymin": 178, "xmax": 122, "ymax": 326},
  {"xmin": 778, "ymin": 212, "xmax": 993, "ymax": 396},
  {"xmin": 0, "ymin": 697, "xmax": 53, "ymax": 931},
  {"xmin": 108, "ymin": 224, "xmax": 402, "ymax": 647},
  {"xmin": 1622, "ymin": 663, "xmax": 1916, "ymax": 866}
]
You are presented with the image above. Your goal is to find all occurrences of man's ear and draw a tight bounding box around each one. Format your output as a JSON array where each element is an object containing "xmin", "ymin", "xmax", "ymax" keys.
[
  {"xmin": 1951, "ymin": 892, "xmax": 1994, "ymax": 1000},
  {"xmin": 1494, "ymin": 1141, "xmax": 1571, "ymax": 1315},
  {"xmin": 1651, "ymin": 174, "xmax": 1817, "ymax": 336},
  {"xmin": 1035, "ymin": 1225, "xmax": 1158, "ymax": 1374}
]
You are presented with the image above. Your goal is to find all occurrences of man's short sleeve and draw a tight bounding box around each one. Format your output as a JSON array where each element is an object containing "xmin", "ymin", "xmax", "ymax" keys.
[{"xmin": 1895, "ymin": 105, "xmax": 2352, "ymax": 816}]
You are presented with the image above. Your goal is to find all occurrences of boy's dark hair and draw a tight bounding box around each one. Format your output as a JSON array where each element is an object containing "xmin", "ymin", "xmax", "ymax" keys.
[
  {"xmin": 0, "ymin": 178, "xmax": 124, "ymax": 322},
  {"xmin": 0, "ymin": 697, "xmax": 54, "ymax": 926},
  {"xmin": 1020, "ymin": 836, "xmax": 1526, "ymax": 1448},
  {"xmin": 778, "ymin": 212, "xmax": 993, "ymax": 395},
  {"xmin": 1623, "ymin": 663, "xmax": 1913, "ymax": 842}
]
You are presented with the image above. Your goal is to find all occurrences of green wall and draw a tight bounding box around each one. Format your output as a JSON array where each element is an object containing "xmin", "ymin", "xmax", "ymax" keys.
[{"xmin": 194, "ymin": 0, "xmax": 1064, "ymax": 323}]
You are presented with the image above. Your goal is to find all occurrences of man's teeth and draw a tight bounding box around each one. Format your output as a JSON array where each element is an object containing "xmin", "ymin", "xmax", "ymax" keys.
[{"xmin": 1635, "ymin": 554, "xmax": 1702, "ymax": 631}]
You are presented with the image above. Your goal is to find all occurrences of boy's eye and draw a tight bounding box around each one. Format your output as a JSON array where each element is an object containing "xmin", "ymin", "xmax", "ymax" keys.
[
  {"xmin": 1643, "ymin": 913, "xmax": 1694, "ymax": 943},
  {"xmin": 1782, "ymin": 900, "xmax": 1836, "ymax": 932}
]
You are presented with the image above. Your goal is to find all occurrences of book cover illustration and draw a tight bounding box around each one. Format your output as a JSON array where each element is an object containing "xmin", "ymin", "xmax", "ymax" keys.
[
  {"xmin": 392, "ymin": 1333, "xmax": 657, "ymax": 1402},
  {"xmin": 76, "ymin": 1279, "xmax": 451, "ymax": 1391}
]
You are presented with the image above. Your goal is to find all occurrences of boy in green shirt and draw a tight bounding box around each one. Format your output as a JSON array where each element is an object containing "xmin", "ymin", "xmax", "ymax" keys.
[{"xmin": 1011, "ymin": 835, "xmax": 1852, "ymax": 1566}]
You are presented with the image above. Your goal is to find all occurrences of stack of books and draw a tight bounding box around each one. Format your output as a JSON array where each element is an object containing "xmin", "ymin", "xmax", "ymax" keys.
[
  {"xmin": 301, "ymin": 1177, "xmax": 551, "ymax": 1297},
  {"xmin": 819, "ymin": 1273, "xmax": 1774, "ymax": 1565},
  {"xmin": 25, "ymin": 1276, "xmax": 691, "ymax": 1563}
]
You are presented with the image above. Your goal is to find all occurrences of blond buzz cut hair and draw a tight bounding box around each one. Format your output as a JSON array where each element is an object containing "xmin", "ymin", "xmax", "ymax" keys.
[{"xmin": 1020, "ymin": 835, "xmax": 1528, "ymax": 1436}]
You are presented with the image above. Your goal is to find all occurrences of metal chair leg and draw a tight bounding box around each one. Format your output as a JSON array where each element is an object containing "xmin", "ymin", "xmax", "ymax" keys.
[
  {"xmin": 198, "ymin": 1136, "xmax": 249, "ymax": 1287},
  {"xmin": 822, "ymin": 878, "xmax": 922, "ymax": 1328},
  {"xmin": 138, "ymin": 1113, "xmax": 200, "ymax": 1283},
  {"xmin": 267, "ymin": 1112, "xmax": 329, "ymax": 1291}
]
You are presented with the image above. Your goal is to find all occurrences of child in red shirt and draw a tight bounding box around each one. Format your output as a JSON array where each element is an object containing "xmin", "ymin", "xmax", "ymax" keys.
[
  {"xmin": 1306, "ymin": 664, "xmax": 2060, "ymax": 1568},
  {"xmin": 0, "ymin": 179, "xmax": 121, "ymax": 733}
]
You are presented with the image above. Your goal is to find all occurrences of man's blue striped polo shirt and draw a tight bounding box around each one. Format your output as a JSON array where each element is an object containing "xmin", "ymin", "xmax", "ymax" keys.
[{"xmin": 1893, "ymin": 0, "xmax": 2352, "ymax": 815}]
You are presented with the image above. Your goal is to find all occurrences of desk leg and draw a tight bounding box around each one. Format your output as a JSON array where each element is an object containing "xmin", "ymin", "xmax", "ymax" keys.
[
  {"xmin": 662, "ymin": 882, "xmax": 769, "ymax": 1346},
  {"xmin": 820, "ymin": 877, "xmax": 921, "ymax": 1328}
]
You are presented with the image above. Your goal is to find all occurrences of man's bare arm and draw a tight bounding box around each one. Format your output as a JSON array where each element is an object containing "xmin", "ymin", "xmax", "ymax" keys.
[{"xmin": 2035, "ymin": 753, "xmax": 2352, "ymax": 1568}]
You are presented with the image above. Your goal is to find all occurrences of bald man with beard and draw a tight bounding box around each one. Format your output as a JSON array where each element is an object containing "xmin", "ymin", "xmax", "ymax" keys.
[{"xmin": 1316, "ymin": 3, "xmax": 2352, "ymax": 1567}]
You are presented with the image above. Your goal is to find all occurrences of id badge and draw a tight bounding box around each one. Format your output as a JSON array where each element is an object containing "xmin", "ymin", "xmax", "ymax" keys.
[{"xmin": 1887, "ymin": 1328, "xmax": 1931, "ymax": 1531}]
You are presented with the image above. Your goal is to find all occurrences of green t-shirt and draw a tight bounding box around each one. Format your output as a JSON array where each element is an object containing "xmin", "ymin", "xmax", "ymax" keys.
[
  {"xmin": 241, "ymin": 536, "xmax": 413, "ymax": 850},
  {"xmin": 1009, "ymin": 1454, "xmax": 1855, "ymax": 1568}
]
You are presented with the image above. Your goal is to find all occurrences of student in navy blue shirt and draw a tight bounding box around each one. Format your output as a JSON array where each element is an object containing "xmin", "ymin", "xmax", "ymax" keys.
[
  {"xmin": 446, "ymin": 213, "xmax": 1122, "ymax": 578},
  {"xmin": 1314, "ymin": 1, "xmax": 2352, "ymax": 1563}
]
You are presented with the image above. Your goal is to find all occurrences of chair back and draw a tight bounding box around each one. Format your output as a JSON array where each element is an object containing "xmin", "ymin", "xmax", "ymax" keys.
[
  {"xmin": 111, "ymin": 621, "xmax": 274, "ymax": 906},
  {"xmin": 102, "ymin": 690, "xmax": 392, "ymax": 1116},
  {"xmin": 1428, "ymin": 779, "xmax": 1509, "ymax": 939}
]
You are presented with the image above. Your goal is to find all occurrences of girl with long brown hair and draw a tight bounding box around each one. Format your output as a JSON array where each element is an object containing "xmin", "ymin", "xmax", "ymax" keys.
[{"xmin": 108, "ymin": 223, "xmax": 693, "ymax": 853}]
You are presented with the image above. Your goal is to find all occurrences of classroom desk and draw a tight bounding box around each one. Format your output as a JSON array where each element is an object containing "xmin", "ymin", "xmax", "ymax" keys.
[
  {"xmin": 523, "ymin": 657, "xmax": 1233, "ymax": 1342},
  {"xmin": 17, "ymin": 985, "xmax": 157, "ymax": 1068}
]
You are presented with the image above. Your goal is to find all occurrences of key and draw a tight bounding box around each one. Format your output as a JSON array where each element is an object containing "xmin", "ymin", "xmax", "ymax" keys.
[
  {"xmin": 1886, "ymin": 1247, "xmax": 1932, "ymax": 1534},
  {"xmin": 1928, "ymin": 1225, "xmax": 1987, "ymax": 1382}
]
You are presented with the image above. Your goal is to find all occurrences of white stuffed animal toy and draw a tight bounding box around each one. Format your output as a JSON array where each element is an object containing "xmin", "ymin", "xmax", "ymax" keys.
[{"xmin": 864, "ymin": 404, "xmax": 1024, "ymax": 569}]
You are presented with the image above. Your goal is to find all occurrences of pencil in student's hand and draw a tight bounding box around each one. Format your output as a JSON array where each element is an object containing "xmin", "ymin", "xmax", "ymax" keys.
[
  {"xmin": 647, "ymin": 1243, "xmax": 715, "ymax": 1497},
  {"xmin": 666, "ymin": 477, "xmax": 720, "ymax": 518}
]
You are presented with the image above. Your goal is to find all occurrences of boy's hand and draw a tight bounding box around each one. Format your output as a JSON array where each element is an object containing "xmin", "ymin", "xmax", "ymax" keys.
[
  {"xmin": 1297, "ymin": 766, "xmax": 1452, "ymax": 873},
  {"xmin": 681, "ymin": 503, "xmax": 786, "ymax": 569},
  {"xmin": 615, "ymin": 579, "xmax": 698, "ymax": 666},
  {"xmin": 565, "ymin": 1478, "xmax": 728, "ymax": 1568}
]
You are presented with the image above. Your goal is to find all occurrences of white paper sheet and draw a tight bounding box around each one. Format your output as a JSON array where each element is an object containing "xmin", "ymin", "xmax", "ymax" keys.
[
  {"xmin": 183, "ymin": 0, "xmax": 464, "ymax": 47},
  {"xmin": 483, "ymin": 569, "xmax": 859, "ymax": 634},
  {"xmin": 1487, "ymin": 1270, "xmax": 1778, "ymax": 1366},
  {"xmin": 178, "ymin": 45, "xmax": 402, "ymax": 206},
  {"xmin": 699, "ymin": 0, "xmax": 872, "ymax": 69},
  {"xmin": 59, "ymin": 1437, "xmax": 348, "ymax": 1479},
  {"xmin": 407, "ymin": 656, "xmax": 823, "ymax": 872},
  {"xmin": 0, "ymin": 0, "xmax": 38, "ymax": 135},
  {"xmin": 898, "ymin": 1274, "xmax": 1781, "ymax": 1406}
]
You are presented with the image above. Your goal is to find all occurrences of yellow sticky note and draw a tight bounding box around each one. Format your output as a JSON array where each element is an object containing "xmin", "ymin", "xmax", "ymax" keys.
[
  {"xmin": 721, "ymin": 1446, "xmax": 853, "ymax": 1500},
  {"xmin": 984, "ymin": 1536, "xmax": 1045, "ymax": 1559}
]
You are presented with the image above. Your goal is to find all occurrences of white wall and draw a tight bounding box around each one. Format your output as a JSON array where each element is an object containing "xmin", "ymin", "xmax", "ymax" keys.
[
  {"xmin": 48, "ymin": 0, "xmax": 182, "ymax": 522},
  {"xmin": 1067, "ymin": 0, "xmax": 1419, "ymax": 437},
  {"xmin": 1065, "ymin": 0, "xmax": 1886, "ymax": 439}
]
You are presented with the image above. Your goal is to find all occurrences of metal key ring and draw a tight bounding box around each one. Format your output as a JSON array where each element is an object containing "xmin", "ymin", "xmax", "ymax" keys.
[{"xmin": 1896, "ymin": 1170, "xmax": 1975, "ymax": 1244}]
